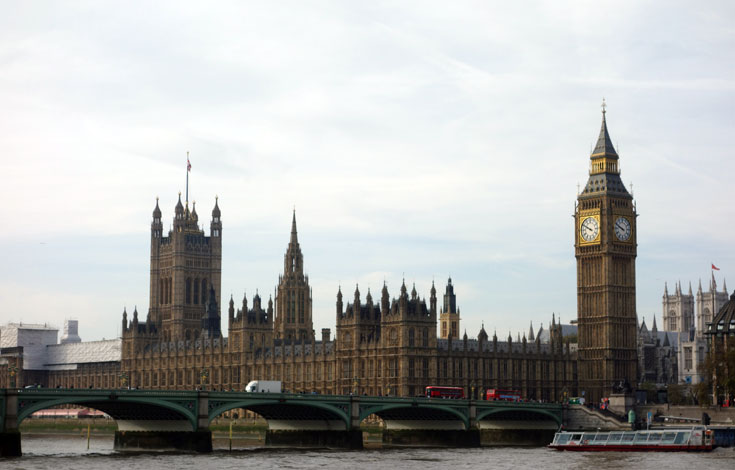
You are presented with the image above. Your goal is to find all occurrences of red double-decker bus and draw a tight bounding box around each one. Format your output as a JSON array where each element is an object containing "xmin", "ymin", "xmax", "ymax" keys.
[
  {"xmin": 485, "ymin": 389, "xmax": 522, "ymax": 402},
  {"xmin": 425, "ymin": 386, "xmax": 464, "ymax": 399}
]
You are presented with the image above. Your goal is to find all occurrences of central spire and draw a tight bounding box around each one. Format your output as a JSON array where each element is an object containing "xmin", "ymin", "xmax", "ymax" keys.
[{"xmin": 290, "ymin": 209, "xmax": 298, "ymax": 245}]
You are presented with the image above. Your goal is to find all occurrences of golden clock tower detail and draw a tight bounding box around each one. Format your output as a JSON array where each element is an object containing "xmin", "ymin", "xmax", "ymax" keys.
[{"xmin": 575, "ymin": 102, "xmax": 638, "ymax": 402}]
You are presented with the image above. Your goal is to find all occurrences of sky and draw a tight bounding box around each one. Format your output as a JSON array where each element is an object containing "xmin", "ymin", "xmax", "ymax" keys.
[{"xmin": 0, "ymin": 1, "xmax": 733, "ymax": 343}]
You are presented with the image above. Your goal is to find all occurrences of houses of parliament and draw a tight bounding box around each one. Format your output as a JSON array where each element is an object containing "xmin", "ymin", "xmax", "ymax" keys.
[{"xmin": 2, "ymin": 108, "xmax": 644, "ymax": 403}]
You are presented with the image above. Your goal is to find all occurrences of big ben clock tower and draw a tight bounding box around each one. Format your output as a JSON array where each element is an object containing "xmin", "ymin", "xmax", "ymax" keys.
[{"xmin": 575, "ymin": 102, "xmax": 638, "ymax": 403}]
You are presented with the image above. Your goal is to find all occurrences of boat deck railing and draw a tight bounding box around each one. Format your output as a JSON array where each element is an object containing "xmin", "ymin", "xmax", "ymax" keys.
[{"xmin": 552, "ymin": 427, "xmax": 708, "ymax": 447}]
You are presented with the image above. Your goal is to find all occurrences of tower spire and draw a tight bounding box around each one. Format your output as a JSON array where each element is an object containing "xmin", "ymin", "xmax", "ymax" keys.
[
  {"xmin": 291, "ymin": 208, "xmax": 298, "ymax": 245},
  {"xmin": 592, "ymin": 99, "xmax": 618, "ymax": 158}
]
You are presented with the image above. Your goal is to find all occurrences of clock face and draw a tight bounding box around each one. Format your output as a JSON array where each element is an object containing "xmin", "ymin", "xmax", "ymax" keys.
[
  {"xmin": 614, "ymin": 216, "xmax": 631, "ymax": 241},
  {"xmin": 580, "ymin": 216, "xmax": 599, "ymax": 242}
]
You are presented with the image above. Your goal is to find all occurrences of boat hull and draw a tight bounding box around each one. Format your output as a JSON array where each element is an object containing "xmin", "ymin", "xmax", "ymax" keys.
[{"xmin": 549, "ymin": 444, "xmax": 712, "ymax": 452}]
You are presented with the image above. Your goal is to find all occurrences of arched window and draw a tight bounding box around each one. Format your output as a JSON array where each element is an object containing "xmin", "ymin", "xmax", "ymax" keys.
[
  {"xmin": 422, "ymin": 328, "xmax": 429, "ymax": 347},
  {"xmin": 408, "ymin": 328, "xmax": 415, "ymax": 347},
  {"xmin": 186, "ymin": 278, "xmax": 191, "ymax": 304},
  {"xmin": 193, "ymin": 279, "xmax": 199, "ymax": 304},
  {"xmin": 201, "ymin": 279, "xmax": 207, "ymax": 304}
]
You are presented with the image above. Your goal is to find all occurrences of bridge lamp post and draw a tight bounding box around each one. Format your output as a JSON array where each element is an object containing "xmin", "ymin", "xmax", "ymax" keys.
[
  {"xmin": 200, "ymin": 368, "xmax": 209, "ymax": 391},
  {"xmin": 352, "ymin": 376, "xmax": 359, "ymax": 395},
  {"xmin": 119, "ymin": 372, "xmax": 128, "ymax": 389},
  {"xmin": 8, "ymin": 365, "xmax": 18, "ymax": 388},
  {"xmin": 470, "ymin": 382, "xmax": 475, "ymax": 401}
]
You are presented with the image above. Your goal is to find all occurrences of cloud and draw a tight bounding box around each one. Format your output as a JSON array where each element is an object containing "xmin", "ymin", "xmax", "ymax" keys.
[{"xmin": 1, "ymin": 1, "xmax": 734, "ymax": 340}]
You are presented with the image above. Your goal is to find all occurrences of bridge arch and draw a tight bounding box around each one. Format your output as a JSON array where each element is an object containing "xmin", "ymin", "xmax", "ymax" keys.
[
  {"xmin": 476, "ymin": 406, "xmax": 562, "ymax": 426},
  {"xmin": 358, "ymin": 403, "xmax": 470, "ymax": 429},
  {"xmin": 15, "ymin": 392, "xmax": 198, "ymax": 431},
  {"xmin": 207, "ymin": 397, "xmax": 351, "ymax": 429}
]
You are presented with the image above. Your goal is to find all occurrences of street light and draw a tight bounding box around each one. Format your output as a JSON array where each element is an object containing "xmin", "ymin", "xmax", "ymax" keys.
[
  {"xmin": 119, "ymin": 372, "xmax": 128, "ymax": 389},
  {"xmin": 200, "ymin": 368, "xmax": 209, "ymax": 390},
  {"xmin": 9, "ymin": 365, "xmax": 18, "ymax": 388}
]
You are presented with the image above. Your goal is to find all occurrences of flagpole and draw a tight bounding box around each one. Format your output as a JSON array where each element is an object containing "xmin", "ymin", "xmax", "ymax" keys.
[{"xmin": 186, "ymin": 151, "xmax": 189, "ymax": 204}]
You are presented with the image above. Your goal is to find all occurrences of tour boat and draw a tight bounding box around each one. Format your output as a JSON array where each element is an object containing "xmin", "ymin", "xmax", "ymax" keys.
[{"xmin": 549, "ymin": 426, "xmax": 713, "ymax": 451}]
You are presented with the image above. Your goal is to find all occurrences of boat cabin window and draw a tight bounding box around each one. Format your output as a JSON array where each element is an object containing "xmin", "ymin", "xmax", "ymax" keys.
[
  {"xmin": 555, "ymin": 433, "xmax": 571, "ymax": 444},
  {"xmin": 608, "ymin": 433, "xmax": 623, "ymax": 442},
  {"xmin": 622, "ymin": 432, "xmax": 635, "ymax": 442},
  {"xmin": 674, "ymin": 432, "xmax": 689, "ymax": 444},
  {"xmin": 571, "ymin": 434, "xmax": 582, "ymax": 441},
  {"xmin": 648, "ymin": 433, "xmax": 662, "ymax": 442},
  {"xmin": 593, "ymin": 434, "xmax": 608, "ymax": 442},
  {"xmin": 662, "ymin": 432, "xmax": 676, "ymax": 443},
  {"xmin": 634, "ymin": 432, "xmax": 649, "ymax": 442}
]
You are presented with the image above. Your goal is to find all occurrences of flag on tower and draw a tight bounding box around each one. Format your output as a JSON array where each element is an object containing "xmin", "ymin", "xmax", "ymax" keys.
[
  {"xmin": 712, "ymin": 263, "xmax": 720, "ymax": 271},
  {"xmin": 187, "ymin": 157, "xmax": 191, "ymax": 172}
]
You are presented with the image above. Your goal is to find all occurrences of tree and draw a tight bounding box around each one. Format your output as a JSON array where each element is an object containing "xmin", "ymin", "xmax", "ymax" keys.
[{"xmin": 702, "ymin": 345, "xmax": 735, "ymax": 405}]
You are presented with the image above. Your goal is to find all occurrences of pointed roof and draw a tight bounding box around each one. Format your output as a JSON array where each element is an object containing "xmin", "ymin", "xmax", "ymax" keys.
[
  {"xmin": 175, "ymin": 192, "xmax": 184, "ymax": 213},
  {"xmin": 153, "ymin": 197, "xmax": 162, "ymax": 218},
  {"xmin": 591, "ymin": 101, "xmax": 618, "ymax": 157},
  {"xmin": 528, "ymin": 321, "xmax": 535, "ymax": 341},
  {"xmin": 290, "ymin": 209, "xmax": 298, "ymax": 245},
  {"xmin": 212, "ymin": 196, "xmax": 221, "ymax": 218}
]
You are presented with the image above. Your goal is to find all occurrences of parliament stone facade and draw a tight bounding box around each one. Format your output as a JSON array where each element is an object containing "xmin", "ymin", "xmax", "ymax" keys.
[{"xmin": 4, "ymin": 107, "xmax": 692, "ymax": 404}]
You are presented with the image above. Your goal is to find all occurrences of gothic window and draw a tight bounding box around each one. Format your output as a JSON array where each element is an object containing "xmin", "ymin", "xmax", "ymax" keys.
[
  {"xmin": 299, "ymin": 292, "xmax": 305, "ymax": 323},
  {"xmin": 668, "ymin": 312, "xmax": 676, "ymax": 331},
  {"xmin": 441, "ymin": 322, "xmax": 447, "ymax": 337},
  {"xmin": 408, "ymin": 328, "xmax": 415, "ymax": 347},
  {"xmin": 408, "ymin": 358, "xmax": 415, "ymax": 378},
  {"xmin": 389, "ymin": 359, "xmax": 398, "ymax": 377},
  {"xmin": 249, "ymin": 335, "xmax": 254, "ymax": 350},
  {"xmin": 422, "ymin": 328, "xmax": 428, "ymax": 347},
  {"xmin": 344, "ymin": 332, "xmax": 351, "ymax": 348},
  {"xmin": 342, "ymin": 360, "xmax": 351, "ymax": 379},
  {"xmin": 422, "ymin": 358, "xmax": 429, "ymax": 378},
  {"xmin": 390, "ymin": 328, "xmax": 397, "ymax": 345},
  {"xmin": 185, "ymin": 330, "xmax": 191, "ymax": 340},
  {"xmin": 368, "ymin": 360, "xmax": 374, "ymax": 377},
  {"xmin": 201, "ymin": 279, "xmax": 207, "ymax": 304},
  {"xmin": 451, "ymin": 321, "xmax": 457, "ymax": 338},
  {"xmin": 186, "ymin": 278, "xmax": 191, "ymax": 304},
  {"xmin": 442, "ymin": 360, "xmax": 448, "ymax": 378},
  {"xmin": 194, "ymin": 280, "xmax": 199, "ymax": 304},
  {"xmin": 684, "ymin": 347, "xmax": 693, "ymax": 369}
]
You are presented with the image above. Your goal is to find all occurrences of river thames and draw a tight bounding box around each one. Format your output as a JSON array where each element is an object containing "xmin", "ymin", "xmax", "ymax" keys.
[{"xmin": 3, "ymin": 435, "xmax": 733, "ymax": 470}]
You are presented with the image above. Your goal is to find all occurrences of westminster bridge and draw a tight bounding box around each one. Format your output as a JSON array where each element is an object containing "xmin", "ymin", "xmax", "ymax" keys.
[{"xmin": 0, "ymin": 388, "xmax": 562, "ymax": 456}]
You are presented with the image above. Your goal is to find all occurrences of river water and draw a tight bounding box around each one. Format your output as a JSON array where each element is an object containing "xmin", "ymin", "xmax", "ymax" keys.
[{"xmin": 4, "ymin": 434, "xmax": 734, "ymax": 470}]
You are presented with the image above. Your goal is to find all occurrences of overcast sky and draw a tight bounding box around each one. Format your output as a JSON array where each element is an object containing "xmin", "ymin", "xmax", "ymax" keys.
[{"xmin": 1, "ymin": 1, "xmax": 733, "ymax": 342}]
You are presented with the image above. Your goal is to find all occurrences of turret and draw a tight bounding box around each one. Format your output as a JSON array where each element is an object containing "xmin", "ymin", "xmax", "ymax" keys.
[
  {"xmin": 210, "ymin": 196, "xmax": 222, "ymax": 238},
  {"xmin": 122, "ymin": 307, "xmax": 128, "ymax": 332},
  {"xmin": 174, "ymin": 193, "xmax": 185, "ymax": 228},
  {"xmin": 151, "ymin": 198, "xmax": 163, "ymax": 240},
  {"xmin": 381, "ymin": 282, "xmax": 390, "ymax": 315},
  {"xmin": 336, "ymin": 286, "xmax": 343, "ymax": 318}
]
